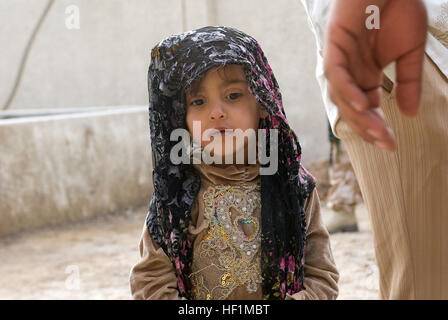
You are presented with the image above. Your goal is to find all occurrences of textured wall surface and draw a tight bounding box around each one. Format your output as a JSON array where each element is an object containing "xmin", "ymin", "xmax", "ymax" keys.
[{"xmin": 0, "ymin": 107, "xmax": 152, "ymax": 236}]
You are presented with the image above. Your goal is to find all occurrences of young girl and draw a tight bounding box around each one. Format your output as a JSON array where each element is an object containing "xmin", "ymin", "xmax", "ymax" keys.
[{"xmin": 129, "ymin": 26, "xmax": 339, "ymax": 300}]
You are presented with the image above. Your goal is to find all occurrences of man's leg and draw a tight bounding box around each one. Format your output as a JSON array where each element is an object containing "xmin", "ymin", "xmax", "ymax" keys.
[{"xmin": 335, "ymin": 54, "xmax": 448, "ymax": 299}]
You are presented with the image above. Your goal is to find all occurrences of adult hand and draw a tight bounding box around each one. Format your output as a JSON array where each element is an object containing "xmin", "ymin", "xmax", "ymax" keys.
[{"xmin": 324, "ymin": 0, "xmax": 428, "ymax": 151}]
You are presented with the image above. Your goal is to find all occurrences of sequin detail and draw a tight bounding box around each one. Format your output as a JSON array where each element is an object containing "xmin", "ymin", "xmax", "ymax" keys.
[{"xmin": 189, "ymin": 184, "xmax": 263, "ymax": 300}]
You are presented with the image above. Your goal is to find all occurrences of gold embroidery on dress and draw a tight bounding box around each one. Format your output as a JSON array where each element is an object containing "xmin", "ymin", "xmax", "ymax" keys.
[{"xmin": 189, "ymin": 184, "xmax": 263, "ymax": 300}]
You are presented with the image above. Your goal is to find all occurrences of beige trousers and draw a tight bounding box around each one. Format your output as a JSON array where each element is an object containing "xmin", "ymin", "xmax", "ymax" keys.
[{"xmin": 335, "ymin": 54, "xmax": 448, "ymax": 299}]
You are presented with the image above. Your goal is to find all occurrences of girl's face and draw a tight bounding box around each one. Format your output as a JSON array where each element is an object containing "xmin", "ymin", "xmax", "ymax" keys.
[{"xmin": 185, "ymin": 65, "xmax": 268, "ymax": 159}]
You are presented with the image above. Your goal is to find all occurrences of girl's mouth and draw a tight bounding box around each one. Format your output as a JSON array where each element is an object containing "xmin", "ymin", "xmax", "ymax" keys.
[{"xmin": 213, "ymin": 127, "xmax": 232, "ymax": 136}]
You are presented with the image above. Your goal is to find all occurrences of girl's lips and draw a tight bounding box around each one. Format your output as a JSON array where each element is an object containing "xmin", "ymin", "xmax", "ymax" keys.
[
  {"xmin": 213, "ymin": 130, "xmax": 228, "ymax": 137},
  {"xmin": 203, "ymin": 127, "xmax": 234, "ymax": 139},
  {"xmin": 212, "ymin": 127, "xmax": 232, "ymax": 135},
  {"xmin": 214, "ymin": 126, "xmax": 230, "ymax": 131}
]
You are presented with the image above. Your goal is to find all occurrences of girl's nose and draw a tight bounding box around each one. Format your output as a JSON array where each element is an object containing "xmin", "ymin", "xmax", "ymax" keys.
[{"xmin": 209, "ymin": 103, "xmax": 226, "ymax": 120}]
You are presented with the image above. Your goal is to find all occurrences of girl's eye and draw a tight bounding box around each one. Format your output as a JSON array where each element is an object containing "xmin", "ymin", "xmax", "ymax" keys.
[
  {"xmin": 190, "ymin": 99, "xmax": 204, "ymax": 106},
  {"xmin": 227, "ymin": 92, "xmax": 242, "ymax": 100}
]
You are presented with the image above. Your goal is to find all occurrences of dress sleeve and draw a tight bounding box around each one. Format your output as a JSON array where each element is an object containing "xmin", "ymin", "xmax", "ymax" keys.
[
  {"xmin": 129, "ymin": 223, "xmax": 186, "ymax": 300},
  {"xmin": 285, "ymin": 188, "xmax": 339, "ymax": 300}
]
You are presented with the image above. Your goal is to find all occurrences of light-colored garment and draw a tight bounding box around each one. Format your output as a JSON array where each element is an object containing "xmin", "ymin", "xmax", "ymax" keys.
[
  {"xmin": 300, "ymin": 0, "xmax": 448, "ymax": 133},
  {"xmin": 129, "ymin": 162, "xmax": 339, "ymax": 300},
  {"xmin": 335, "ymin": 54, "xmax": 448, "ymax": 299}
]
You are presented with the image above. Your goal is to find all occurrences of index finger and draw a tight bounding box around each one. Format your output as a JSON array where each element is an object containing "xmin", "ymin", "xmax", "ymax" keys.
[{"xmin": 324, "ymin": 42, "xmax": 371, "ymax": 113}]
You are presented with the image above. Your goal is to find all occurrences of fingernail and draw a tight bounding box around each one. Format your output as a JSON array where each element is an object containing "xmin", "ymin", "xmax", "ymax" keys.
[
  {"xmin": 366, "ymin": 129, "xmax": 383, "ymax": 140},
  {"xmin": 352, "ymin": 102, "xmax": 364, "ymax": 112},
  {"xmin": 375, "ymin": 140, "xmax": 395, "ymax": 152}
]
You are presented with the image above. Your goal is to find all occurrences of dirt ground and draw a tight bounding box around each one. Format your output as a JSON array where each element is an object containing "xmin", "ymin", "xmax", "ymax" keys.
[
  {"xmin": 0, "ymin": 161, "xmax": 379, "ymax": 300},
  {"xmin": 0, "ymin": 203, "xmax": 378, "ymax": 300}
]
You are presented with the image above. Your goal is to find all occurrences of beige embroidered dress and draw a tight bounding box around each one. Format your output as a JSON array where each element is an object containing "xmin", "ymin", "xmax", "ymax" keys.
[{"xmin": 129, "ymin": 162, "xmax": 339, "ymax": 300}]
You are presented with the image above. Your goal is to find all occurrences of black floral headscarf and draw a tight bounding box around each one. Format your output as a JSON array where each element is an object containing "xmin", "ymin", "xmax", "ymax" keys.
[{"xmin": 146, "ymin": 26, "xmax": 316, "ymax": 300}]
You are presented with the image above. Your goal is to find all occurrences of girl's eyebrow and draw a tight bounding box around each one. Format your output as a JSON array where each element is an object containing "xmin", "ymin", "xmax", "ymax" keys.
[
  {"xmin": 187, "ymin": 79, "xmax": 247, "ymax": 96},
  {"xmin": 221, "ymin": 79, "xmax": 247, "ymax": 87}
]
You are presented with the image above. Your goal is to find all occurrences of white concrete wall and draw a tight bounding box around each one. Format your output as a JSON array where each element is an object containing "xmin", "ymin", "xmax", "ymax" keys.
[
  {"xmin": 0, "ymin": 0, "xmax": 184, "ymax": 109},
  {"xmin": 0, "ymin": 0, "xmax": 329, "ymax": 165},
  {"xmin": 0, "ymin": 107, "xmax": 152, "ymax": 237}
]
